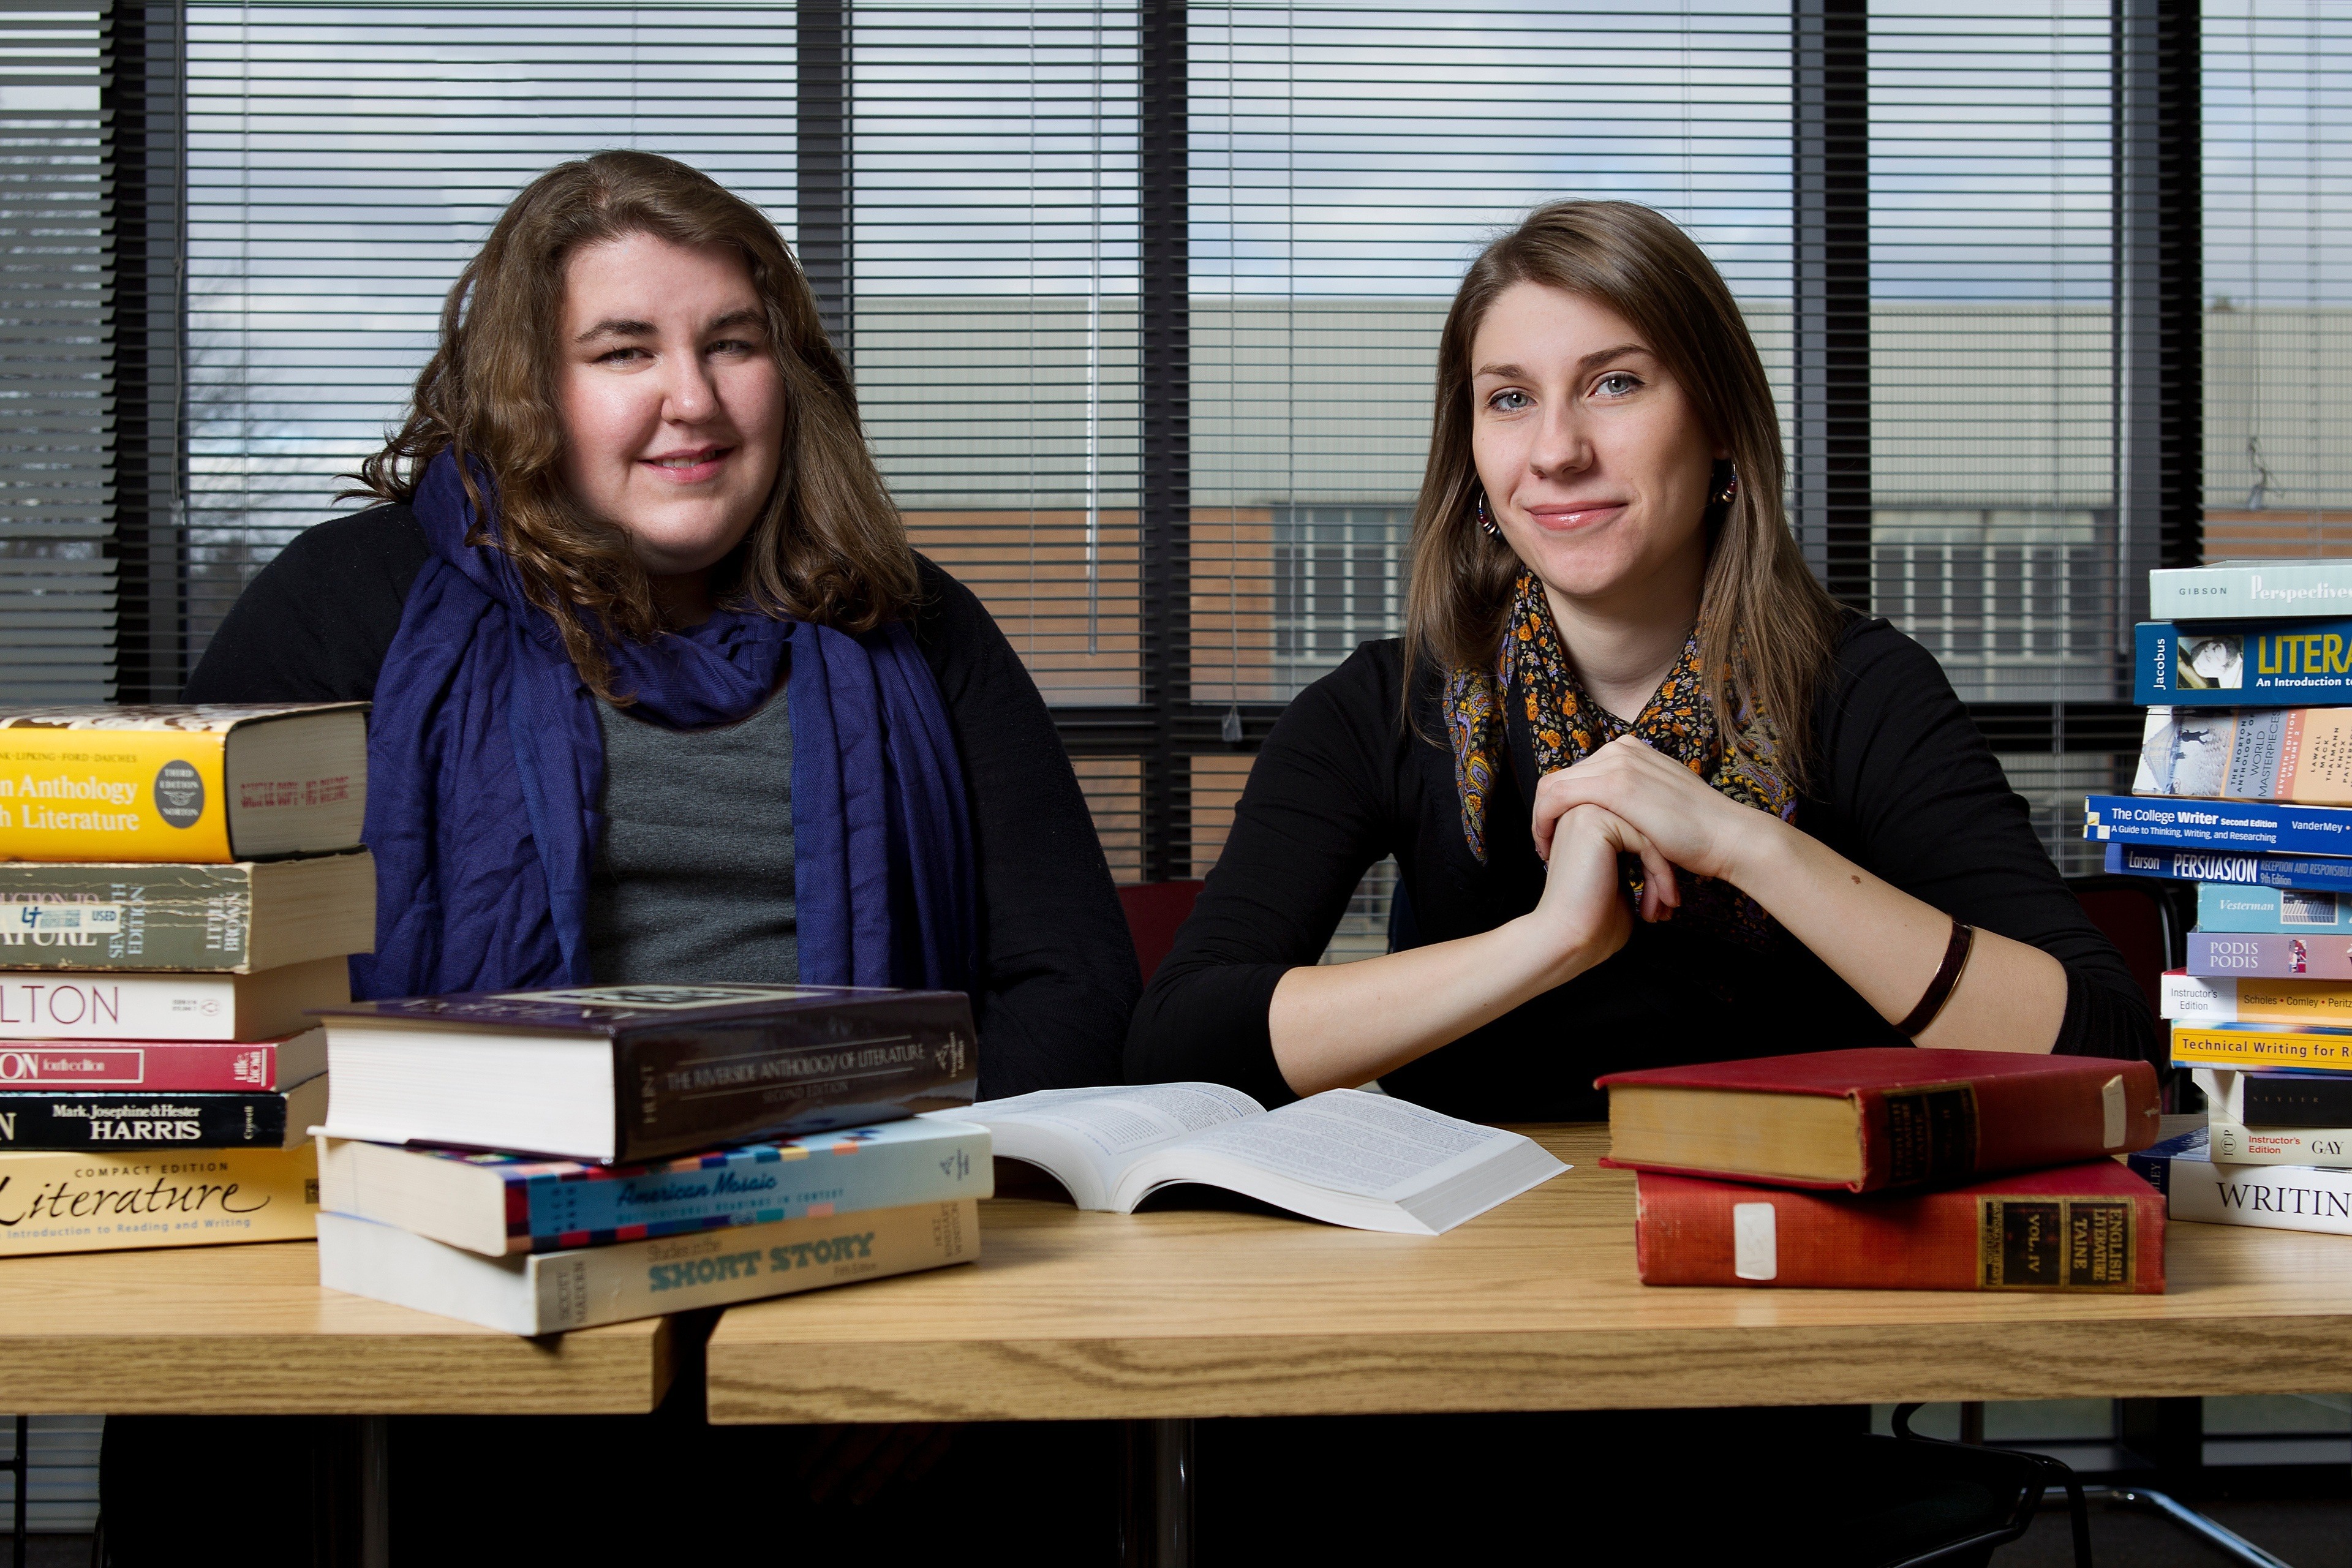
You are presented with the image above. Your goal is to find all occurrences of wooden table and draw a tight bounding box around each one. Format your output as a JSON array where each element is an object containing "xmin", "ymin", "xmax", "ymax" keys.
[{"xmin": 705, "ymin": 1122, "xmax": 2352, "ymax": 1564}]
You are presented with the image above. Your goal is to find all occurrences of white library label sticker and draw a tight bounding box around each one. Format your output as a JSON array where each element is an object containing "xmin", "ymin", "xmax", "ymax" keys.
[
  {"xmin": 2101, "ymin": 1074, "xmax": 2128, "ymax": 1148},
  {"xmin": 1732, "ymin": 1202, "xmax": 1777, "ymax": 1281}
]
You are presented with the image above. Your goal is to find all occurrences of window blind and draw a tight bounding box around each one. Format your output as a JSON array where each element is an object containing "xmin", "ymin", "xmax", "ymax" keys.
[{"xmin": 0, "ymin": 2, "xmax": 108, "ymax": 703}]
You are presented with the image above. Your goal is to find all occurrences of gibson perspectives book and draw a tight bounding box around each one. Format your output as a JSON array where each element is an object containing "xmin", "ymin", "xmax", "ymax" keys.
[
  {"xmin": 0, "ymin": 854, "xmax": 374, "ymax": 972},
  {"xmin": 317, "ymin": 982, "xmax": 978, "ymax": 1163},
  {"xmin": 2150, "ymin": 560, "xmax": 2352, "ymax": 621}
]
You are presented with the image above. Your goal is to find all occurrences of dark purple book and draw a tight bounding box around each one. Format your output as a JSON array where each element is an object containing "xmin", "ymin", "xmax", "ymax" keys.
[{"xmin": 313, "ymin": 982, "xmax": 977, "ymax": 1163}]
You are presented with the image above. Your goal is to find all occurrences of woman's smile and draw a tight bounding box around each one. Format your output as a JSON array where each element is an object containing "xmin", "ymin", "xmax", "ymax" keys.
[
  {"xmin": 1523, "ymin": 499, "xmax": 1628, "ymax": 532},
  {"xmin": 641, "ymin": 445, "xmax": 733, "ymax": 484}
]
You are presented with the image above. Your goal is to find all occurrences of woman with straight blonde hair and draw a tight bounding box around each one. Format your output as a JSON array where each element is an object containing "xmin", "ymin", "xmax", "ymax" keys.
[{"xmin": 1128, "ymin": 200, "xmax": 2152, "ymax": 1114}]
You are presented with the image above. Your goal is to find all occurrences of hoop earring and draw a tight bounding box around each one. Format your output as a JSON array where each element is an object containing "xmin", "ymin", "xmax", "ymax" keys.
[
  {"xmin": 1710, "ymin": 463, "xmax": 1740, "ymax": 508},
  {"xmin": 1474, "ymin": 491, "xmax": 1500, "ymax": 537}
]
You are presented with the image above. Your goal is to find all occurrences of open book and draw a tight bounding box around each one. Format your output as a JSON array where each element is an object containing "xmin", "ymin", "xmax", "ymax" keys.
[{"xmin": 927, "ymin": 1084, "xmax": 1566, "ymax": 1235}]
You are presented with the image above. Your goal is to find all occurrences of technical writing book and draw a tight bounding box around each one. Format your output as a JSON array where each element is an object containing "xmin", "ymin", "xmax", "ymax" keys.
[
  {"xmin": 1634, "ymin": 1161, "xmax": 2164, "ymax": 1293},
  {"xmin": 317, "ymin": 1199, "xmax": 976, "ymax": 1335},
  {"xmin": 317, "ymin": 982, "xmax": 977, "ymax": 1163},
  {"xmin": 2134, "ymin": 707, "xmax": 2352, "ymax": 805},
  {"xmin": 2084, "ymin": 793, "xmax": 2352, "ymax": 856},
  {"xmin": 2195, "ymin": 1066, "xmax": 2352, "ymax": 1128},
  {"xmin": 2162, "ymin": 968, "xmax": 2352, "ymax": 1025},
  {"xmin": 0, "ymin": 957, "xmax": 349, "ymax": 1042},
  {"xmin": 2136, "ymin": 620, "xmax": 2352, "ymax": 707},
  {"xmin": 2149, "ymin": 560, "xmax": 2352, "ymax": 621},
  {"xmin": 0, "ymin": 1076, "xmax": 325, "ymax": 1150},
  {"xmin": 0, "ymin": 854, "xmax": 374, "ymax": 973},
  {"xmin": 2129, "ymin": 1126, "xmax": 2352, "ymax": 1236},
  {"xmin": 930, "ymin": 1083, "xmax": 1564, "ymax": 1235},
  {"xmin": 2106, "ymin": 842, "xmax": 2352, "ymax": 892},
  {"xmin": 2197, "ymin": 881, "xmax": 2352, "ymax": 933},
  {"xmin": 2188, "ymin": 932, "xmax": 2352, "ymax": 980},
  {"xmin": 318, "ymin": 1116, "xmax": 992, "ymax": 1257},
  {"xmin": 0, "ymin": 1027, "xmax": 324, "ymax": 1091},
  {"xmin": 2170, "ymin": 1022, "xmax": 2352, "ymax": 1074},
  {"xmin": 0, "ymin": 1144, "xmax": 318, "ymax": 1257},
  {"xmin": 0, "ymin": 704, "xmax": 366, "ymax": 864},
  {"xmin": 1594, "ymin": 1048, "xmax": 2161, "ymax": 1193}
]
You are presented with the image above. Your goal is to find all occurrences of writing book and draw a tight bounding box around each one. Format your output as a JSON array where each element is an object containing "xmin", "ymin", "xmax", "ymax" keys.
[
  {"xmin": 1634, "ymin": 1160, "xmax": 2165, "ymax": 1292},
  {"xmin": 928, "ymin": 1083, "xmax": 1564, "ymax": 1235},
  {"xmin": 2128, "ymin": 1126, "xmax": 2352, "ymax": 1236},
  {"xmin": 0, "ymin": 704, "xmax": 367, "ymax": 864},
  {"xmin": 1596, "ymin": 1048, "xmax": 2162, "ymax": 1192},
  {"xmin": 2084, "ymin": 793, "xmax": 2352, "ymax": 857},
  {"xmin": 2171, "ymin": 1022, "xmax": 2352, "ymax": 1074},
  {"xmin": 317, "ymin": 982, "xmax": 976, "ymax": 1163},
  {"xmin": 318, "ymin": 1116, "xmax": 991, "ymax": 1256},
  {"xmin": 0, "ymin": 854, "xmax": 374, "ymax": 973}
]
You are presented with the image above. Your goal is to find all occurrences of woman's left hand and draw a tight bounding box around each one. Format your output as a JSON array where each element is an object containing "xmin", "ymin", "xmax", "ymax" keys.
[{"xmin": 1529, "ymin": 735, "xmax": 1785, "ymax": 908}]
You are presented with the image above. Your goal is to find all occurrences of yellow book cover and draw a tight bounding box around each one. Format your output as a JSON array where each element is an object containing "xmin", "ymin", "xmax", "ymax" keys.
[
  {"xmin": 0, "ymin": 705, "xmax": 367, "ymax": 864},
  {"xmin": 2171, "ymin": 1022, "xmax": 2352, "ymax": 1073},
  {"xmin": 0, "ymin": 1143, "xmax": 318, "ymax": 1256}
]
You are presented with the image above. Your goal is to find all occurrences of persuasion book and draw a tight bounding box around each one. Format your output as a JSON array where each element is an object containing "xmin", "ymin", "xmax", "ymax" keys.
[
  {"xmin": 317, "ymin": 983, "xmax": 976, "ymax": 1163},
  {"xmin": 0, "ymin": 1027, "xmax": 324, "ymax": 1091},
  {"xmin": 1634, "ymin": 1161, "xmax": 2165, "ymax": 1292},
  {"xmin": 2170, "ymin": 1023, "xmax": 2352, "ymax": 1074},
  {"xmin": 2136, "ymin": 619, "xmax": 2352, "ymax": 707},
  {"xmin": 2135, "ymin": 707, "xmax": 2352, "ymax": 805},
  {"xmin": 0, "ymin": 1076, "xmax": 325, "ymax": 1150},
  {"xmin": 2128, "ymin": 1126, "xmax": 2352, "ymax": 1235},
  {"xmin": 2150, "ymin": 560, "xmax": 2352, "ymax": 621},
  {"xmin": 933, "ymin": 1083, "xmax": 1564, "ymax": 1234},
  {"xmin": 2106, "ymin": 842, "xmax": 2352, "ymax": 892},
  {"xmin": 1594, "ymin": 1048, "xmax": 2162, "ymax": 1192},
  {"xmin": 2162, "ymin": 968, "xmax": 2352, "ymax": 1025},
  {"xmin": 315, "ymin": 1198, "xmax": 977, "ymax": 1335},
  {"xmin": 2188, "ymin": 932, "xmax": 2352, "ymax": 980},
  {"xmin": 0, "ymin": 704, "xmax": 367, "ymax": 864},
  {"xmin": 0, "ymin": 854, "xmax": 374, "ymax": 972},
  {"xmin": 318, "ymin": 1116, "xmax": 992, "ymax": 1256},
  {"xmin": 0, "ymin": 1144, "xmax": 318, "ymax": 1256},
  {"xmin": 0, "ymin": 957, "xmax": 349, "ymax": 1042},
  {"xmin": 2197, "ymin": 882, "xmax": 2352, "ymax": 933},
  {"xmin": 2084, "ymin": 793, "xmax": 2352, "ymax": 857}
]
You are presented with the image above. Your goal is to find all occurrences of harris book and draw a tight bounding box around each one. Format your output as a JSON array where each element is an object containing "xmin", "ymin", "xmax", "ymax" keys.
[
  {"xmin": 0, "ymin": 704, "xmax": 367, "ymax": 864},
  {"xmin": 2128, "ymin": 1126, "xmax": 2352, "ymax": 1236},
  {"xmin": 2083, "ymin": 793, "xmax": 2352, "ymax": 856},
  {"xmin": 2105, "ymin": 842, "xmax": 2352, "ymax": 892},
  {"xmin": 0, "ymin": 1144, "xmax": 318, "ymax": 1256},
  {"xmin": 315, "ymin": 1198, "xmax": 978, "ymax": 1335},
  {"xmin": 0, "ymin": 854, "xmax": 374, "ymax": 972},
  {"xmin": 1594, "ymin": 1048, "xmax": 2162, "ymax": 1192},
  {"xmin": 0, "ymin": 1076, "xmax": 325, "ymax": 1150},
  {"xmin": 318, "ymin": 1115, "xmax": 992, "ymax": 1256},
  {"xmin": 1633, "ymin": 1160, "xmax": 2164, "ymax": 1293},
  {"xmin": 0, "ymin": 1028, "xmax": 325, "ymax": 1091},
  {"xmin": 316, "ymin": 983, "xmax": 976, "ymax": 1163},
  {"xmin": 2136, "ymin": 619, "xmax": 2352, "ymax": 707}
]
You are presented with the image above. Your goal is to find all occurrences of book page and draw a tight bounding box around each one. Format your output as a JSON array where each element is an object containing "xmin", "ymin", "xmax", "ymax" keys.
[
  {"xmin": 1166, "ymin": 1088, "xmax": 1512, "ymax": 1200},
  {"xmin": 936, "ymin": 1082, "xmax": 1265, "ymax": 1207}
]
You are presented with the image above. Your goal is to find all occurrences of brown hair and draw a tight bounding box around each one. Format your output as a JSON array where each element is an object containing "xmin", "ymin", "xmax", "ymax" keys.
[
  {"xmin": 1403, "ymin": 200, "xmax": 1843, "ymax": 781},
  {"xmin": 352, "ymin": 149, "xmax": 917, "ymax": 700}
]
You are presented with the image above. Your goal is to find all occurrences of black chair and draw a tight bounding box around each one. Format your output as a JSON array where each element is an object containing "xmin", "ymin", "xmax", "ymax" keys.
[{"xmin": 1855, "ymin": 1403, "xmax": 2095, "ymax": 1568}]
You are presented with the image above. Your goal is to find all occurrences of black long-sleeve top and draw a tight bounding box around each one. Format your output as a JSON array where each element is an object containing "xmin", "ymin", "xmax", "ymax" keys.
[
  {"xmin": 183, "ymin": 504, "xmax": 1141, "ymax": 1098},
  {"xmin": 1128, "ymin": 616, "xmax": 2157, "ymax": 1121}
]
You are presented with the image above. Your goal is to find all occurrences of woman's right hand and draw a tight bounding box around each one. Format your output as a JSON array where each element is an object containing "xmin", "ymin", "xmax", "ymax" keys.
[{"xmin": 1521, "ymin": 802, "xmax": 1659, "ymax": 987}]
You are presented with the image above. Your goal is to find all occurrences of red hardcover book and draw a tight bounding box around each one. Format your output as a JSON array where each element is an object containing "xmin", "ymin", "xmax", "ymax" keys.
[
  {"xmin": 1634, "ymin": 1161, "xmax": 2166, "ymax": 1292},
  {"xmin": 1596, "ymin": 1047, "xmax": 2162, "ymax": 1192},
  {"xmin": 0, "ymin": 1027, "xmax": 324, "ymax": 1091}
]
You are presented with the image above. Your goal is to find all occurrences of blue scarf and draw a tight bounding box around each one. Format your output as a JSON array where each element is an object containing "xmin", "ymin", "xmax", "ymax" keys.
[{"xmin": 352, "ymin": 453, "xmax": 976, "ymax": 1000}]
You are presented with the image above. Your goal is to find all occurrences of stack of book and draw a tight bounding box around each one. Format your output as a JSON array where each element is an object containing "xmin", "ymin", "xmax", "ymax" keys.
[
  {"xmin": 1599, "ymin": 1049, "xmax": 2166, "ymax": 1292},
  {"xmin": 0, "ymin": 704, "xmax": 371, "ymax": 1257},
  {"xmin": 309, "ymin": 982, "xmax": 989, "ymax": 1333},
  {"xmin": 2087, "ymin": 559, "xmax": 2352, "ymax": 1234}
]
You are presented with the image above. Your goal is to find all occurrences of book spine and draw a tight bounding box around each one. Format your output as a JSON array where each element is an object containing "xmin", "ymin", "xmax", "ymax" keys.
[
  {"xmin": 0, "ymin": 864, "xmax": 254, "ymax": 971},
  {"xmin": 0, "ymin": 1090, "xmax": 296, "ymax": 1150},
  {"xmin": 1634, "ymin": 1171, "xmax": 2163, "ymax": 1292},
  {"xmin": 527, "ymin": 1198, "xmax": 978, "ymax": 1332},
  {"xmin": 519, "ymin": 1123, "xmax": 992, "ymax": 1252},
  {"xmin": 2198, "ymin": 882, "xmax": 2352, "ymax": 933},
  {"xmin": 0, "ymin": 1144, "xmax": 318, "ymax": 1256},
  {"xmin": 0, "ymin": 973, "xmax": 249, "ymax": 1041},
  {"xmin": 2084, "ymin": 793, "xmax": 2352, "ymax": 858},
  {"xmin": 2152, "ymin": 1155, "xmax": 2352, "ymax": 1234},
  {"xmin": 612, "ymin": 997, "xmax": 980, "ymax": 1163},
  {"xmin": 2209, "ymin": 1120, "xmax": 2352, "ymax": 1166},
  {"xmin": 2151, "ymin": 564, "xmax": 2352, "ymax": 620},
  {"xmin": 2161, "ymin": 970, "xmax": 2352, "ymax": 1024},
  {"xmin": 0, "ymin": 1039, "xmax": 298, "ymax": 1091},
  {"xmin": 2172, "ymin": 1023, "xmax": 2352, "ymax": 1074},
  {"xmin": 1850, "ymin": 1064, "xmax": 2159, "ymax": 1189},
  {"xmin": 2108, "ymin": 842, "xmax": 2352, "ymax": 892},
  {"xmin": 2241, "ymin": 1072, "xmax": 2352, "ymax": 1125},
  {"xmin": 2189, "ymin": 931, "xmax": 2352, "ymax": 979},
  {"xmin": 0, "ymin": 729, "xmax": 233, "ymax": 863},
  {"xmin": 2136, "ymin": 620, "xmax": 2352, "ymax": 706}
]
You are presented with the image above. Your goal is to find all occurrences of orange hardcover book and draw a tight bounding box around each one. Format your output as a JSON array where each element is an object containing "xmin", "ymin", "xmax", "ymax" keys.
[{"xmin": 1634, "ymin": 1160, "xmax": 2165, "ymax": 1293}]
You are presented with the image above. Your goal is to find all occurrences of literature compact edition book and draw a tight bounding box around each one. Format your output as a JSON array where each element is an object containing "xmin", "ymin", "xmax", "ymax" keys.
[{"xmin": 316, "ymin": 982, "xmax": 979, "ymax": 1163}]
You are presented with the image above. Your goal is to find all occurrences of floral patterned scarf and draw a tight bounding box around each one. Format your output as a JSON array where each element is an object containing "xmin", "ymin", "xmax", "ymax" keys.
[{"xmin": 1442, "ymin": 571, "xmax": 1795, "ymax": 948}]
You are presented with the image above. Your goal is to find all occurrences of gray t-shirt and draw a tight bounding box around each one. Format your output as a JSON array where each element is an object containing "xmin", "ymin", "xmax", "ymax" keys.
[{"xmin": 584, "ymin": 691, "xmax": 798, "ymax": 985}]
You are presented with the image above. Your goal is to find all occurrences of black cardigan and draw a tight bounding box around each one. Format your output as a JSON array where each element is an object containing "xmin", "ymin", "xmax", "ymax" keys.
[
  {"xmin": 183, "ymin": 504, "xmax": 1142, "ymax": 1099},
  {"xmin": 1127, "ymin": 616, "xmax": 2157, "ymax": 1121}
]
